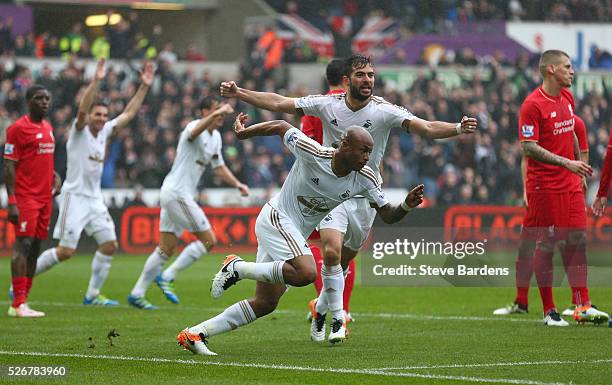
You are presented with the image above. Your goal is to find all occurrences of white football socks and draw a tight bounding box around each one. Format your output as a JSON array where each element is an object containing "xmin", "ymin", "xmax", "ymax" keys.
[
  {"xmin": 35, "ymin": 248, "xmax": 60, "ymax": 276},
  {"xmin": 131, "ymin": 247, "xmax": 169, "ymax": 297},
  {"xmin": 235, "ymin": 260, "xmax": 285, "ymax": 284},
  {"xmin": 162, "ymin": 240, "xmax": 207, "ymax": 281},
  {"xmin": 85, "ymin": 251, "xmax": 113, "ymax": 300},
  {"xmin": 189, "ymin": 299, "xmax": 257, "ymax": 337},
  {"xmin": 318, "ymin": 264, "xmax": 344, "ymax": 320}
]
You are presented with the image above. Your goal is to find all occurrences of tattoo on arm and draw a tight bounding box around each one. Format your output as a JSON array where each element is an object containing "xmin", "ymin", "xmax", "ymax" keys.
[{"xmin": 522, "ymin": 141, "xmax": 569, "ymax": 167}]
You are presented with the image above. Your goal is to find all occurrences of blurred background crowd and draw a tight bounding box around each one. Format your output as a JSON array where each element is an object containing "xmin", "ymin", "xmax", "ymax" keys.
[{"xmin": 0, "ymin": 0, "xmax": 610, "ymax": 208}]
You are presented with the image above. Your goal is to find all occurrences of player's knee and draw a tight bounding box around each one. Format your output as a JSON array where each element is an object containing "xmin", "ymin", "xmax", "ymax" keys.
[
  {"xmin": 567, "ymin": 231, "xmax": 586, "ymax": 246},
  {"xmin": 205, "ymin": 236, "xmax": 217, "ymax": 251},
  {"xmin": 56, "ymin": 247, "xmax": 76, "ymax": 260},
  {"xmin": 99, "ymin": 241, "xmax": 117, "ymax": 255},
  {"xmin": 323, "ymin": 245, "xmax": 341, "ymax": 264},
  {"xmin": 517, "ymin": 240, "xmax": 535, "ymax": 259},
  {"xmin": 536, "ymin": 241, "xmax": 554, "ymax": 252}
]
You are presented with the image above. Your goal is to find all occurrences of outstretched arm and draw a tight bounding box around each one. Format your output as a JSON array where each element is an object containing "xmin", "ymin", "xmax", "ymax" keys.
[
  {"xmin": 404, "ymin": 116, "xmax": 477, "ymax": 139},
  {"xmin": 233, "ymin": 113, "xmax": 293, "ymax": 140},
  {"xmin": 521, "ymin": 141, "xmax": 592, "ymax": 178},
  {"xmin": 213, "ymin": 165, "xmax": 250, "ymax": 196},
  {"xmin": 188, "ymin": 103, "xmax": 234, "ymax": 141},
  {"xmin": 220, "ymin": 81, "xmax": 302, "ymax": 116},
  {"xmin": 76, "ymin": 58, "xmax": 106, "ymax": 130},
  {"xmin": 375, "ymin": 184, "xmax": 425, "ymax": 224},
  {"xmin": 112, "ymin": 61, "xmax": 155, "ymax": 135}
]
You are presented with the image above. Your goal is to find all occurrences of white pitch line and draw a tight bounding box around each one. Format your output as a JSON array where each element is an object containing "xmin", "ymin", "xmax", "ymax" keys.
[
  {"xmin": 376, "ymin": 358, "xmax": 612, "ymax": 371},
  {"xmin": 0, "ymin": 300, "xmax": 541, "ymax": 323},
  {"xmin": 0, "ymin": 350, "xmax": 569, "ymax": 385}
]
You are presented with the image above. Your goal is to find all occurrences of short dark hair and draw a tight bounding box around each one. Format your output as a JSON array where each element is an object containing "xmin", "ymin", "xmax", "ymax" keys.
[
  {"xmin": 325, "ymin": 58, "xmax": 345, "ymax": 86},
  {"xmin": 25, "ymin": 84, "xmax": 48, "ymax": 101},
  {"xmin": 538, "ymin": 50, "xmax": 570, "ymax": 77},
  {"xmin": 343, "ymin": 54, "xmax": 373, "ymax": 77},
  {"xmin": 199, "ymin": 95, "xmax": 220, "ymax": 110},
  {"xmin": 89, "ymin": 100, "xmax": 109, "ymax": 112}
]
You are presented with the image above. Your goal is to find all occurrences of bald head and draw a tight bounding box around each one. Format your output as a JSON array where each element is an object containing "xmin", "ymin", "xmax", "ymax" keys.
[
  {"xmin": 341, "ymin": 126, "xmax": 373, "ymax": 148},
  {"xmin": 337, "ymin": 126, "xmax": 374, "ymax": 172}
]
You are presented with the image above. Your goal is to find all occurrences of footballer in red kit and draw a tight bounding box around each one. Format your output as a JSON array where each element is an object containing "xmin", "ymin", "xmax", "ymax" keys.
[
  {"xmin": 517, "ymin": 50, "xmax": 607, "ymax": 326},
  {"xmin": 4, "ymin": 85, "xmax": 61, "ymax": 317}
]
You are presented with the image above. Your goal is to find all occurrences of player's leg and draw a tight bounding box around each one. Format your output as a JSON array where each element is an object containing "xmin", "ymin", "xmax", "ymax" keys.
[
  {"xmin": 531, "ymin": 192, "xmax": 567, "ymax": 326},
  {"xmin": 211, "ymin": 204, "xmax": 315, "ymax": 298},
  {"xmin": 493, "ymin": 238, "xmax": 534, "ymax": 315},
  {"xmin": 178, "ymin": 281, "xmax": 286, "ymax": 356},
  {"xmin": 157, "ymin": 198, "xmax": 215, "ymax": 303},
  {"xmin": 128, "ymin": 231, "xmax": 177, "ymax": 309},
  {"xmin": 564, "ymin": 191, "xmax": 608, "ymax": 323},
  {"xmin": 340, "ymin": 245, "xmax": 357, "ymax": 322},
  {"xmin": 9, "ymin": 202, "xmax": 49, "ymax": 317}
]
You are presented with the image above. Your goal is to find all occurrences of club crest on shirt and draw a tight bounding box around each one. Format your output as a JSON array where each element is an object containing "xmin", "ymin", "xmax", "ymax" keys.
[{"xmin": 521, "ymin": 125, "xmax": 534, "ymax": 138}]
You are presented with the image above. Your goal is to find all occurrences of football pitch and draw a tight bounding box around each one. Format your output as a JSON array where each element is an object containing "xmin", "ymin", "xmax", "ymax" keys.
[{"xmin": 0, "ymin": 254, "xmax": 611, "ymax": 385}]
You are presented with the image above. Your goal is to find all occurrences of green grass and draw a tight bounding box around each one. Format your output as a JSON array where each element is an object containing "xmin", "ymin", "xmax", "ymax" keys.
[{"xmin": 0, "ymin": 254, "xmax": 611, "ymax": 385}]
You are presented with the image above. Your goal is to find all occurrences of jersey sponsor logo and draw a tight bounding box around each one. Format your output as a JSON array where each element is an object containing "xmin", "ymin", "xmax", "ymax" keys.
[
  {"xmin": 37, "ymin": 142, "xmax": 55, "ymax": 154},
  {"xmin": 552, "ymin": 118, "xmax": 574, "ymax": 135},
  {"xmin": 4, "ymin": 143, "xmax": 14, "ymax": 155},
  {"xmin": 330, "ymin": 119, "xmax": 338, "ymax": 126},
  {"xmin": 339, "ymin": 190, "xmax": 351, "ymax": 200},
  {"xmin": 521, "ymin": 125, "xmax": 534, "ymax": 138},
  {"xmin": 311, "ymin": 177, "xmax": 319, "ymax": 185},
  {"xmin": 297, "ymin": 196, "xmax": 329, "ymax": 217}
]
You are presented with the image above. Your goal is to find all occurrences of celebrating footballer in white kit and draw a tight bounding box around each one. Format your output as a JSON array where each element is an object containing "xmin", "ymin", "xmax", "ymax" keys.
[
  {"xmin": 16, "ymin": 59, "xmax": 155, "ymax": 306},
  {"xmin": 128, "ymin": 97, "xmax": 249, "ymax": 310},
  {"xmin": 176, "ymin": 113, "xmax": 425, "ymax": 355},
  {"xmin": 220, "ymin": 54, "xmax": 477, "ymax": 342}
]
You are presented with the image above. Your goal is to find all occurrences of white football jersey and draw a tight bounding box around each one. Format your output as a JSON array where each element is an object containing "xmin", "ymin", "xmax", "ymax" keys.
[
  {"xmin": 269, "ymin": 127, "xmax": 389, "ymax": 237},
  {"xmin": 161, "ymin": 120, "xmax": 225, "ymax": 197},
  {"xmin": 61, "ymin": 118, "xmax": 116, "ymax": 198},
  {"xmin": 295, "ymin": 93, "xmax": 414, "ymax": 170}
]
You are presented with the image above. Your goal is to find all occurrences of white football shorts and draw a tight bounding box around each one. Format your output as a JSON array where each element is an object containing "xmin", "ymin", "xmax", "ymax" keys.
[
  {"xmin": 255, "ymin": 204, "xmax": 312, "ymax": 263},
  {"xmin": 318, "ymin": 197, "xmax": 377, "ymax": 251},
  {"xmin": 53, "ymin": 192, "xmax": 116, "ymax": 249},
  {"xmin": 159, "ymin": 191, "xmax": 211, "ymax": 236}
]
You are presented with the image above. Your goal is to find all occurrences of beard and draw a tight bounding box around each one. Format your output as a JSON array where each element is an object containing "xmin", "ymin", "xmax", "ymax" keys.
[{"xmin": 349, "ymin": 81, "xmax": 371, "ymax": 101}]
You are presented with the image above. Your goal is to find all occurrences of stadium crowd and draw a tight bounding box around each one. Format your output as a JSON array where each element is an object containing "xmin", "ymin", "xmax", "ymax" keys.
[{"xmin": 0, "ymin": 52, "xmax": 609, "ymax": 208}]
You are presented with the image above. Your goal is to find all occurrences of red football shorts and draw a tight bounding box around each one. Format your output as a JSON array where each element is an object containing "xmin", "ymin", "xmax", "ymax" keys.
[
  {"xmin": 14, "ymin": 198, "xmax": 52, "ymax": 239},
  {"xmin": 308, "ymin": 229, "xmax": 320, "ymax": 241},
  {"xmin": 522, "ymin": 191, "xmax": 586, "ymax": 241}
]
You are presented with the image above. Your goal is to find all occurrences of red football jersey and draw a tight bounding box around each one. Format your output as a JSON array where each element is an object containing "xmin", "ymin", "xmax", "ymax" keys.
[
  {"xmin": 518, "ymin": 87, "xmax": 580, "ymax": 193},
  {"xmin": 3, "ymin": 115, "xmax": 55, "ymax": 201},
  {"xmin": 574, "ymin": 115, "xmax": 588, "ymax": 153},
  {"xmin": 300, "ymin": 89, "xmax": 345, "ymax": 144}
]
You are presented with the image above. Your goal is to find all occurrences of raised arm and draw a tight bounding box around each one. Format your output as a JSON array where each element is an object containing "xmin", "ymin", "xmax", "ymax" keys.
[
  {"xmin": 112, "ymin": 61, "xmax": 155, "ymax": 135},
  {"xmin": 403, "ymin": 116, "xmax": 477, "ymax": 139},
  {"xmin": 375, "ymin": 184, "xmax": 425, "ymax": 224},
  {"xmin": 188, "ymin": 103, "xmax": 234, "ymax": 141},
  {"xmin": 233, "ymin": 113, "xmax": 293, "ymax": 140},
  {"xmin": 76, "ymin": 58, "xmax": 106, "ymax": 130},
  {"xmin": 521, "ymin": 141, "xmax": 592, "ymax": 178},
  {"xmin": 220, "ymin": 81, "xmax": 301, "ymax": 116}
]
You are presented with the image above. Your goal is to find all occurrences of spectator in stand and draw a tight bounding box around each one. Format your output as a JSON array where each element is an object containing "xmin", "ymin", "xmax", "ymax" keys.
[
  {"xmin": 0, "ymin": 17, "xmax": 14, "ymax": 55},
  {"xmin": 184, "ymin": 43, "xmax": 206, "ymax": 62},
  {"xmin": 59, "ymin": 23, "xmax": 86, "ymax": 59},
  {"xmin": 158, "ymin": 42, "xmax": 178, "ymax": 64}
]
